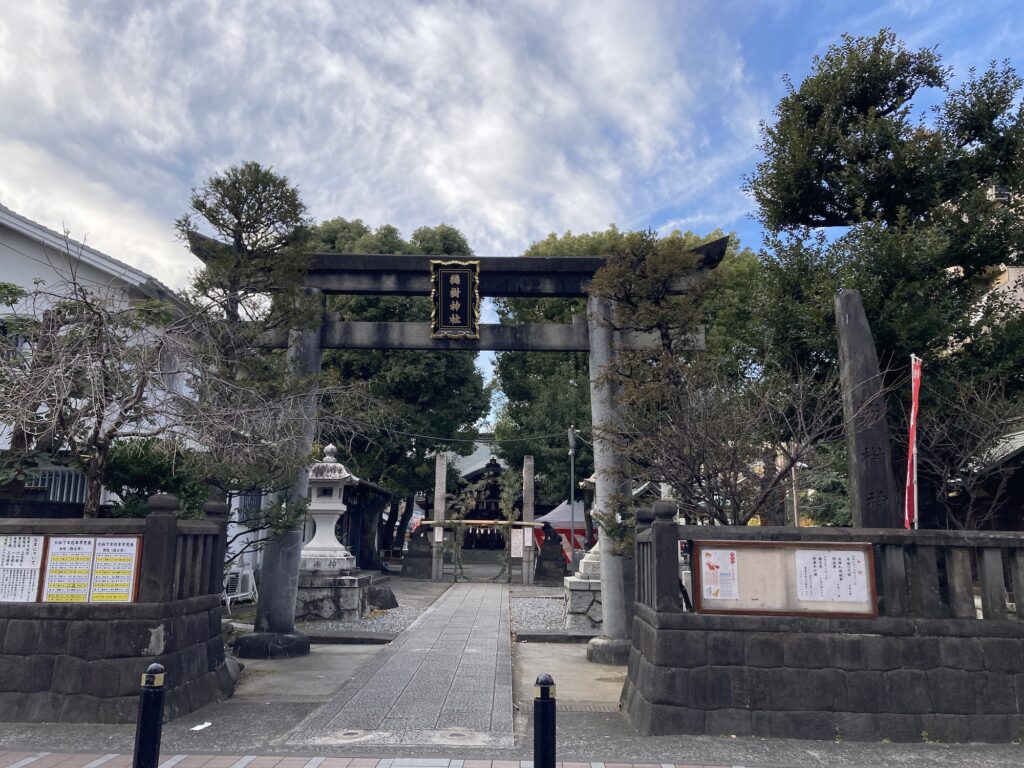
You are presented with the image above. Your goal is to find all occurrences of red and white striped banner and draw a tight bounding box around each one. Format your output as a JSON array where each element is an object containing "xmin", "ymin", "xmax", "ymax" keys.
[{"xmin": 904, "ymin": 355, "xmax": 922, "ymax": 529}]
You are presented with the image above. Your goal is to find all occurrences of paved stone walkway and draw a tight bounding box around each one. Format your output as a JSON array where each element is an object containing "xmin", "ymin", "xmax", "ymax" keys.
[
  {"xmin": 282, "ymin": 584, "xmax": 513, "ymax": 750},
  {"xmin": 0, "ymin": 755, "xmax": 724, "ymax": 768}
]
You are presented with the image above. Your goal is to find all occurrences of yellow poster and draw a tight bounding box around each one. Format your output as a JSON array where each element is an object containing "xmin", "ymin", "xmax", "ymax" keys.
[
  {"xmin": 42, "ymin": 537, "xmax": 95, "ymax": 602},
  {"xmin": 89, "ymin": 537, "xmax": 139, "ymax": 602}
]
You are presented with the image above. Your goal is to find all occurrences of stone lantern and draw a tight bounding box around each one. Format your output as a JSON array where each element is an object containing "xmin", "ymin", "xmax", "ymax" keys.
[{"xmin": 300, "ymin": 444, "xmax": 359, "ymax": 573}]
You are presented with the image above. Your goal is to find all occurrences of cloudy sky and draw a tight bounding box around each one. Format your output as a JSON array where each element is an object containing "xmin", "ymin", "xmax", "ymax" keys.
[{"xmin": 1, "ymin": 0, "xmax": 1021, "ymax": 292}]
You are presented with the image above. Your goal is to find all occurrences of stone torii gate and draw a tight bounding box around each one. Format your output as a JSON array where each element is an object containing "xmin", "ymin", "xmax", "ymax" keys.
[{"xmin": 236, "ymin": 239, "xmax": 727, "ymax": 662}]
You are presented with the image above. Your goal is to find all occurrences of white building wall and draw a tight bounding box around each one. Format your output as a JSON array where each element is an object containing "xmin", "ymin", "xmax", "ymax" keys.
[{"xmin": 0, "ymin": 210, "xmax": 182, "ymax": 499}]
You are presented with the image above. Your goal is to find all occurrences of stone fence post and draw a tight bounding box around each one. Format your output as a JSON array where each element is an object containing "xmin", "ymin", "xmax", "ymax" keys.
[
  {"xmin": 139, "ymin": 494, "xmax": 179, "ymax": 603},
  {"xmin": 651, "ymin": 501, "xmax": 680, "ymax": 612},
  {"xmin": 634, "ymin": 505, "xmax": 655, "ymax": 606},
  {"xmin": 204, "ymin": 490, "xmax": 230, "ymax": 596}
]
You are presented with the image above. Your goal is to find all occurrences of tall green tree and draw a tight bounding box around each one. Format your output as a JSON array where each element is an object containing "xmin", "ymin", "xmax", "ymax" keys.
[
  {"xmin": 176, "ymin": 161, "xmax": 312, "ymax": 328},
  {"xmin": 746, "ymin": 30, "xmax": 1024, "ymax": 527},
  {"xmin": 494, "ymin": 227, "xmax": 763, "ymax": 504},
  {"xmin": 174, "ymin": 162, "xmax": 353, "ymax": 513},
  {"xmin": 313, "ymin": 219, "xmax": 489, "ymax": 551},
  {"xmin": 492, "ymin": 229, "xmax": 629, "ymax": 503}
]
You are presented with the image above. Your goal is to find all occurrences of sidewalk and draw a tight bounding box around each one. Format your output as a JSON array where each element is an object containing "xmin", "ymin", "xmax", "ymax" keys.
[
  {"xmin": 0, "ymin": 756, "xmax": 723, "ymax": 768},
  {"xmin": 3, "ymin": 581, "xmax": 1024, "ymax": 767}
]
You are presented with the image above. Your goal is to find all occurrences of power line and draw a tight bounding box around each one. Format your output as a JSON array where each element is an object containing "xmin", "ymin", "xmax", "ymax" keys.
[{"xmin": 340, "ymin": 416, "xmax": 587, "ymax": 446}]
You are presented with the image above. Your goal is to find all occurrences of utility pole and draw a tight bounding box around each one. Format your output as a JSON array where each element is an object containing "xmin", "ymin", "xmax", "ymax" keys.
[{"xmin": 568, "ymin": 425, "xmax": 577, "ymax": 570}]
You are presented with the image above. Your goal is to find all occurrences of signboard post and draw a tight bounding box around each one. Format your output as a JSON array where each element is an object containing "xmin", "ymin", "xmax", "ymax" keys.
[{"xmin": 511, "ymin": 528, "xmax": 524, "ymax": 559}]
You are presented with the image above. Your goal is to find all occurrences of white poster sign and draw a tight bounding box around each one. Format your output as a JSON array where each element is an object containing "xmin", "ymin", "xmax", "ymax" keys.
[
  {"xmin": 433, "ymin": 525, "xmax": 444, "ymax": 543},
  {"xmin": 510, "ymin": 528, "xmax": 524, "ymax": 558},
  {"xmin": 700, "ymin": 548, "xmax": 739, "ymax": 601},
  {"xmin": 0, "ymin": 535, "xmax": 44, "ymax": 602},
  {"xmin": 795, "ymin": 549, "xmax": 869, "ymax": 603}
]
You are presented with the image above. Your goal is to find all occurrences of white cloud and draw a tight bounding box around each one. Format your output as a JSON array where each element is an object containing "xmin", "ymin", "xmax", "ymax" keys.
[
  {"xmin": 0, "ymin": 139, "xmax": 197, "ymax": 288},
  {"xmin": 0, "ymin": 0, "xmax": 768, "ymax": 274}
]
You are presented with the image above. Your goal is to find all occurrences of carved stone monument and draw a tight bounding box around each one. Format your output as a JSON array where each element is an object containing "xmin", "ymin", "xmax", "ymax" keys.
[{"xmin": 836, "ymin": 289, "xmax": 900, "ymax": 528}]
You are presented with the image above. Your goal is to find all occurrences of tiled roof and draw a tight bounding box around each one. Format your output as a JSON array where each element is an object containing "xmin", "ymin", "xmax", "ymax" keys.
[{"xmin": 0, "ymin": 201, "xmax": 184, "ymax": 308}]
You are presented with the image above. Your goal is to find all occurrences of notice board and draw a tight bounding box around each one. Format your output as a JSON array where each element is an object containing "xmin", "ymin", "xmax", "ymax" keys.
[
  {"xmin": 692, "ymin": 540, "xmax": 876, "ymax": 618},
  {"xmin": 0, "ymin": 534, "xmax": 45, "ymax": 602},
  {"xmin": 88, "ymin": 537, "xmax": 142, "ymax": 602},
  {"xmin": 0, "ymin": 535, "xmax": 143, "ymax": 603},
  {"xmin": 510, "ymin": 528, "xmax": 524, "ymax": 558}
]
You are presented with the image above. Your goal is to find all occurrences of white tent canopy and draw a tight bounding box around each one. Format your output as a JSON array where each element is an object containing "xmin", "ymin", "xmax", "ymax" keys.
[{"xmin": 536, "ymin": 500, "xmax": 585, "ymax": 523}]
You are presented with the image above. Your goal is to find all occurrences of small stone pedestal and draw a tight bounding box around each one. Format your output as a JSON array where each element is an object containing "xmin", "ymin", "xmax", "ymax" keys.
[
  {"xmin": 563, "ymin": 542, "xmax": 602, "ymax": 634},
  {"xmin": 401, "ymin": 529, "xmax": 433, "ymax": 579},
  {"xmin": 296, "ymin": 571, "xmax": 371, "ymax": 621}
]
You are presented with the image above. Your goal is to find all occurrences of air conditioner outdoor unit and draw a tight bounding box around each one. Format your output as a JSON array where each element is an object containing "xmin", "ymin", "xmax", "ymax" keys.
[{"xmin": 223, "ymin": 566, "xmax": 258, "ymax": 612}]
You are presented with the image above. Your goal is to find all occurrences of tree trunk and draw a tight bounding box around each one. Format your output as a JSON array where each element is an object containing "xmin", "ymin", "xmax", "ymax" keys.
[
  {"xmin": 394, "ymin": 493, "xmax": 417, "ymax": 551},
  {"xmin": 82, "ymin": 451, "xmax": 108, "ymax": 518},
  {"xmin": 380, "ymin": 501, "xmax": 397, "ymax": 551},
  {"xmin": 758, "ymin": 448, "xmax": 787, "ymax": 526}
]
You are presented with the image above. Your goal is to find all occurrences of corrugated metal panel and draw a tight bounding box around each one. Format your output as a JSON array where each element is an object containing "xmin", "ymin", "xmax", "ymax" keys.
[{"xmin": 30, "ymin": 468, "xmax": 88, "ymax": 503}]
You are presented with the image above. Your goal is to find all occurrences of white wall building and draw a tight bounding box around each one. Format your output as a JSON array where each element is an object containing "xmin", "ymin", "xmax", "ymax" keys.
[{"xmin": 0, "ymin": 202, "xmax": 185, "ymax": 502}]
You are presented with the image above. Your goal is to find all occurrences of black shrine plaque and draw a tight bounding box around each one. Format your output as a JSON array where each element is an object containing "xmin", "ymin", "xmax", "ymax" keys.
[{"xmin": 430, "ymin": 260, "xmax": 480, "ymax": 339}]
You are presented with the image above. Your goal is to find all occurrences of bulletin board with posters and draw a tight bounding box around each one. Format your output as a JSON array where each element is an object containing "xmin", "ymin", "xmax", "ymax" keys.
[
  {"xmin": 691, "ymin": 540, "xmax": 877, "ymax": 618},
  {"xmin": 0, "ymin": 535, "xmax": 143, "ymax": 604}
]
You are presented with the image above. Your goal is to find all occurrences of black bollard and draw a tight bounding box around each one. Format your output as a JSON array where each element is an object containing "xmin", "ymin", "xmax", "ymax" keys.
[
  {"xmin": 533, "ymin": 673, "xmax": 556, "ymax": 768},
  {"xmin": 133, "ymin": 663, "xmax": 166, "ymax": 768}
]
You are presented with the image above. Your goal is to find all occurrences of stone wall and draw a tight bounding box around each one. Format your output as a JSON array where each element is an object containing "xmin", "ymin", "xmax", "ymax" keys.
[
  {"xmin": 0, "ymin": 496, "xmax": 234, "ymax": 723},
  {"xmin": 622, "ymin": 604, "xmax": 1024, "ymax": 743},
  {"xmin": 0, "ymin": 594, "xmax": 233, "ymax": 723}
]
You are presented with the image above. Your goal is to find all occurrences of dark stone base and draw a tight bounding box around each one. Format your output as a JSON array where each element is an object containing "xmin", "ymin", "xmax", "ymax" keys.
[
  {"xmin": 0, "ymin": 594, "xmax": 233, "ymax": 723},
  {"xmin": 296, "ymin": 572, "xmax": 370, "ymax": 621},
  {"xmin": 587, "ymin": 635, "xmax": 631, "ymax": 665},
  {"xmin": 233, "ymin": 631, "xmax": 311, "ymax": 659},
  {"xmin": 535, "ymin": 542, "xmax": 568, "ymax": 584},
  {"xmin": 622, "ymin": 605, "xmax": 1024, "ymax": 743},
  {"xmin": 401, "ymin": 539, "xmax": 433, "ymax": 579}
]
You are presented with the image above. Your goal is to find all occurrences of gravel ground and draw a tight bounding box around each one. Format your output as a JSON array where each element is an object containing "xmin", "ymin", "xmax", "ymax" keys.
[
  {"xmin": 510, "ymin": 594, "xmax": 566, "ymax": 633},
  {"xmin": 298, "ymin": 604, "xmax": 424, "ymax": 634}
]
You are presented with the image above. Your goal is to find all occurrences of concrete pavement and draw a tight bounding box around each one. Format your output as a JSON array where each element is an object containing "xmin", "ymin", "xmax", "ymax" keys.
[
  {"xmin": 283, "ymin": 583, "xmax": 512, "ymax": 750},
  {"xmin": 3, "ymin": 581, "xmax": 1024, "ymax": 766}
]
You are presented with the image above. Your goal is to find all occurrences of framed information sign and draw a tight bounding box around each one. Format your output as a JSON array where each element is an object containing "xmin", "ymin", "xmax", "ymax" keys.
[
  {"xmin": 39, "ymin": 535, "xmax": 142, "ymax": 603},
  {"xmin": 0, "ymin": 535, "xmax": 45, "ymax": 602},
  {"xmin": 42, "ymin": 536, "xmax": 95, "ymax": 603},
  {"xmin": 692, "ymin": 540, "xmax": 876, "ymax": 618},
  {"xmin": 510, "ymin": 528, "xmax": 524, "ymax": 558},
  {"xmin": 430, "ymin": 259, "xmax": 480, "ymax": 339},
  {"xmin": 89, "ymin": 537, "xmax": 141, "ymax": 602}
]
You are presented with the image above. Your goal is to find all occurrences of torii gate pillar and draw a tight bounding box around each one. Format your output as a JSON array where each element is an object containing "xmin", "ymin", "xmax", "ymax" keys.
[{"xmin": 585, "ymin": 295, "xmax": 632, "ymax": 665}]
